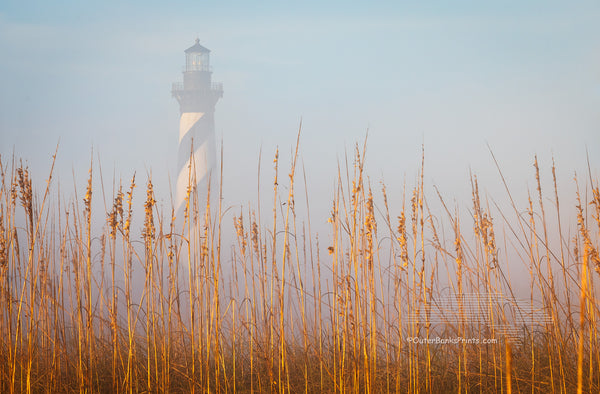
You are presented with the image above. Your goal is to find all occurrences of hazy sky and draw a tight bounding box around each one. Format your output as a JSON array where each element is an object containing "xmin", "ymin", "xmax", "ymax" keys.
[{"xmin": 0, "ymin": 1, "xmax": 598, "ymax": 226}]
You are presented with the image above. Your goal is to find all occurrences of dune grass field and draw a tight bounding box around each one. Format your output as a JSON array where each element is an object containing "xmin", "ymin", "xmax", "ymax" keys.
[{"xmin": 0, "ymin": 137, "xmax": 599, "ymax": 393}]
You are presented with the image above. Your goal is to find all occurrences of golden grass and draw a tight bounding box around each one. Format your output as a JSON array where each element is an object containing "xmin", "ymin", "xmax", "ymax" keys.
[{"xmin": 0, "ymin": 136, "xmax": 599, "ymax": 393}]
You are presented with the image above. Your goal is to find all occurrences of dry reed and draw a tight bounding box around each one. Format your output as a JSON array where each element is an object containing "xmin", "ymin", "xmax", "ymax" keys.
[{"xmin": 0, "ymin": 138, "xmax": 598, "ymax": 393}]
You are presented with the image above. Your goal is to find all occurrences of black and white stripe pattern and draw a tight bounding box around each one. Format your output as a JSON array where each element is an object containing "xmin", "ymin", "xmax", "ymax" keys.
[{"xmin": 175, "ymin": 111, "xmax": 215, "ymax": 212}]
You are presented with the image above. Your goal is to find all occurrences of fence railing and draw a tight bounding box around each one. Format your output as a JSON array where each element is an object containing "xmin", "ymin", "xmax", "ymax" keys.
[{"xmin": 171, "ymin": 82, "xmax": 224, "ymax": 96}]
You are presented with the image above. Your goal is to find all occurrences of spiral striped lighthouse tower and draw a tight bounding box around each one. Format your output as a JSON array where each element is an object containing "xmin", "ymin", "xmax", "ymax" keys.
[{"xmin": 172, "ymin": 39, "xmax": 223, "ymax": 212}]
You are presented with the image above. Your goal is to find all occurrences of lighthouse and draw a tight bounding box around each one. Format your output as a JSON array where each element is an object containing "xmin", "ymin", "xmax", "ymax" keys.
[{"xmin": 172, "ymin": 39, "xmax": 223, "ymax": 212}]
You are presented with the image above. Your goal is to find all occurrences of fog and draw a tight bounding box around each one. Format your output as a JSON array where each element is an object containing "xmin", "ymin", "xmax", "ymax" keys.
[{"xmin": 1, "ymin": 1, "xmax": 599, "ymax": 296}]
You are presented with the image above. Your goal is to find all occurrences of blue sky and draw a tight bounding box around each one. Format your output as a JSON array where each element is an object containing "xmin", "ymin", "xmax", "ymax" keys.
[{"xmin": 0, "ymin": 1, "xmax": 598, "ymax": 227}]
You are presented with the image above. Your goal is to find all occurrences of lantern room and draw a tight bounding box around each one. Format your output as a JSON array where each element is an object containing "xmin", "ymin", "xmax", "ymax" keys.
[{"xmin": 185, "ymin": 38, "xmax": 211, "ymax": 72}]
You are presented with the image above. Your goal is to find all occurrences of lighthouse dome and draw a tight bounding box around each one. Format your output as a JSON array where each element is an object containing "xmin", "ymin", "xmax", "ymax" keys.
[{"xmin": 185, "ymin": 38, "xmax": 211, "ymax": 54}]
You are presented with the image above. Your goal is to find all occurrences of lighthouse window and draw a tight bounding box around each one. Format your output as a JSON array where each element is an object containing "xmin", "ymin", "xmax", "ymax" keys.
[{"xmin": 186, "ymin": 52, "xmax": 209, "ymax": 71}]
